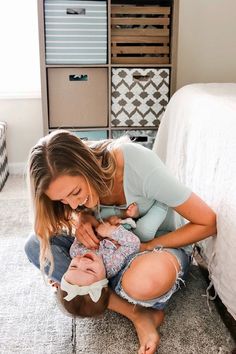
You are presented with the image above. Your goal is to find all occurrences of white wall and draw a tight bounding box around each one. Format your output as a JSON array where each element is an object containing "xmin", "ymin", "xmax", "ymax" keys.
[
  {"xmin": 2, "ymin": 0, "xmax": 236, "ymax": 172},
  {"xmin": 0, "ymin": 99, "xmax": 43, "ymax": 174},
  {"xmin": 177, "ymin": 0, "xmax": 236, "ymax": 88}
]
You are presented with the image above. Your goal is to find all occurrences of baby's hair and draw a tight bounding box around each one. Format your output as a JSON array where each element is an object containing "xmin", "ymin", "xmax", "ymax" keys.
[{"xmin": 57, "ymin": 287, "xmax": 110, "ymax": 317}]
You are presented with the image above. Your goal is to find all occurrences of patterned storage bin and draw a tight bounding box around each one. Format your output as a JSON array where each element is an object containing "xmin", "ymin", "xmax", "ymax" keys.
[
  {"xmin": 112, "ymin": 129, "xmax": 157, "ymax": 150},
  {"xmin": 44, "ymin": 0, "xmax": 107, "ymax": 64},
  {"xmin": 0, "ymin": 122, "xmax": 9, "ymax": 191},
  {"xmin": 111, "ymin": 68, "xmax": 169, "ymax": 127}
]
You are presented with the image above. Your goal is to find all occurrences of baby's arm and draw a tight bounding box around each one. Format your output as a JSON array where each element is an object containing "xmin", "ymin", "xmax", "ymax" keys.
[
  {"xmin": 135, "ymin": 201, "xmax": 168, "ymax": 242},
  {"xmin": 96, "ymin": 223, "xmax": 140, "ymax": 277},
  {"xmin": 97, "ymin": 203, "xmax": 139, "ymax": 222},
  {"xmin": 96, "ymin": 223, "xmax": 140, "ymax": 249}
]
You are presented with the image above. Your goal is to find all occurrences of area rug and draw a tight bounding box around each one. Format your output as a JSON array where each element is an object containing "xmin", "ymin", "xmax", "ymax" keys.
[{"xmin": 0, "ymin": 176, "xmax": 234, "ymax": 353}]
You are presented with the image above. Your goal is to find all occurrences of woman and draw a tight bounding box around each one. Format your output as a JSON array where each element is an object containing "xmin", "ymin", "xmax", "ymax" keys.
[{"xmin": 25, "ymin": 130, "xmax": 216, "ymax": 354}]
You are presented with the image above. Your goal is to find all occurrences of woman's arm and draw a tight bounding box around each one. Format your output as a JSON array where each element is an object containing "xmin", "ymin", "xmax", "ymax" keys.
[
  {"xmin": 141, "ymin": 192, "xmax": 216, "ymax": 251},
  {"xmin": 134, "ymin": 201, "xmax": 168, "ymax": 242},
  {"xmin": 75, "ymin": 212, "xmax": 100, "ymax": 249}
]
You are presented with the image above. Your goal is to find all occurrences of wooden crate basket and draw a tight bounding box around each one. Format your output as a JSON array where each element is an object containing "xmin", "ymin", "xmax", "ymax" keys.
[{"xmin": 111, "ymin": 5, "xmax": 171, "ymax": 64}]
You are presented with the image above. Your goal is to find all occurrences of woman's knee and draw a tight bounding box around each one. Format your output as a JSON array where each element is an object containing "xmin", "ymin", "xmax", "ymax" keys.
[
  {"xmin": 24, "ymin": 233, "xmax": 40, "ymax": 268},
  {"xmin": 24, "ymin": 233, "xmax": 73, "ymax": 282},
  {"xmin": 121, "ymin": 252, "xmax": 179, "ymax": 301}
]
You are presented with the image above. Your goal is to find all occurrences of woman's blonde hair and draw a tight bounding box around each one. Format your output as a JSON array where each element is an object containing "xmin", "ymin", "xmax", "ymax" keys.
[{"xmin": 28, "ymin": 130, "xmax": 129, "ymax": 275}]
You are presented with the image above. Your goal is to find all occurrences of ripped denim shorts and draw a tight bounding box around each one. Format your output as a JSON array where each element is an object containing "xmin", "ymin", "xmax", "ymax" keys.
[{"xmin": 109, "ymin": 247, "xmax": 192, "ymax": 310}]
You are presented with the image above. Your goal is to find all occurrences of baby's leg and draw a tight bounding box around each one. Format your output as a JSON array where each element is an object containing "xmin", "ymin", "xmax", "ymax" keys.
[{"xmin": 125, "ymin": 202, "xmax": 139, "ymax": 218}]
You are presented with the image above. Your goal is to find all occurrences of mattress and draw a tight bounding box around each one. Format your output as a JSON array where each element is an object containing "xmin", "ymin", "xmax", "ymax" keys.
[{"xmin": 153, "ymin": 83, "xmax": 236, "ymax": 319}]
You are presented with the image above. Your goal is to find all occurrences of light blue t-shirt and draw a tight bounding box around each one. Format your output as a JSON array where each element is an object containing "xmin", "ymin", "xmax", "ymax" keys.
[{"xmin": 97, "ymin": 143, "xmax": 192, "ymax": 252}]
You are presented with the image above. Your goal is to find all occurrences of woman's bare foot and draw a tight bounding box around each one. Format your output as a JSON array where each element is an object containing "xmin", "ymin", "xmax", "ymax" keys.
[
  {"xmin": 132, "ymin": 307, "xmax": 164, "ymax": 354},
  {"xmin": 108, "ymin": 292, "xmax": 163, "ymax": 353}
]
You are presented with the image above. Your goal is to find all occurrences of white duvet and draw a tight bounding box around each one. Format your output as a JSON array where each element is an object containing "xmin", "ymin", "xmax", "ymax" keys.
[{"xmin": 153, "ymin": 83, "xmax": 236, "ymax": 319}]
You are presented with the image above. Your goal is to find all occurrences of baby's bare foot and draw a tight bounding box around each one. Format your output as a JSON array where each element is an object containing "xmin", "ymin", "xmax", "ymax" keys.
[{"xmin": 126, "ymin": 203, "xmax": 139, "ymax": 218}]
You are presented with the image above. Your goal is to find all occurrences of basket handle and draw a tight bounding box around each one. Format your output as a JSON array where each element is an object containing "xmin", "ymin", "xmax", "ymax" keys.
[
  {"xmin": 66, "ymin": 8, "xmax": 86, "ymax": 15},
  {"xmin": 130, "ymin": 135, "xmax": 148, "ymax": 143},
  {"xmin": 133, "ymin": 74, "xmax": 151, "ymax": 82},
  {"xmin": 69, "ymin": 74, "xmax": 88, "ymax": 82}
]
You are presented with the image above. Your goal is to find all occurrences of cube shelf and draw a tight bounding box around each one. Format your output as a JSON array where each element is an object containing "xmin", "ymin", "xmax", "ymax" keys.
[{"xmin": 38, "ymin": 0, "xmax": 179, "ymax": 149}]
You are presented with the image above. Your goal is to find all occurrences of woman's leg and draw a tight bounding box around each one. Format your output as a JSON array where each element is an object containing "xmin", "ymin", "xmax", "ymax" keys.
[
  {"xmin": 108, "ymin": 248, "xmax": 189, "ymax": 353},
  {"xmin": 24, "ymin": 233, "xmax": 74, "ymax": 282},
  {"xmin": 108, "ymin": 291, "xmax": 164, "ymax": 354},
  {"xmin": 121, "ymin": 248, "xmax": 190, "ymax": 303},
  {"xmin": 25, "ymin": 233, "xmax": 164, "ymax": 353}
]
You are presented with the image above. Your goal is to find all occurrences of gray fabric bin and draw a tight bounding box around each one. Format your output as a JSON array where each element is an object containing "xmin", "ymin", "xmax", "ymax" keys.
[
  {"xmin": 45, "ymin": 0, "xmax": 107, "ymax": 64},
  {"xmin": 47, "ymin": 67, "xmax": 108, "ymax": 128}
]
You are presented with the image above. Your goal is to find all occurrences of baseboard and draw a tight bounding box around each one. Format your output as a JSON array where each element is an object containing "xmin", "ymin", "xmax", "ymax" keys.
[{"xmin": 8, "ymin": 162, "xmax": 27, "ymax": 175}]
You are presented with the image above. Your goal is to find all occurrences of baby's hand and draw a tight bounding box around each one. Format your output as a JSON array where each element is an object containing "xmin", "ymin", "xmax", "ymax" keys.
[
  {"xmin": 106, "ymin": 215, "xmax": 122, "ymax": 225},
  {"xmin": 96, "ymin": 222, "xmax": 117, "ymax": 238}
]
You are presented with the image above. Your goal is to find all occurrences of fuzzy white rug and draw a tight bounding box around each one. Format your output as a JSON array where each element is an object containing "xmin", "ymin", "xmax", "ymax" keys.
[{"xmin": 0, "ymin": 175, "xmax": 234, "ymax": 354}]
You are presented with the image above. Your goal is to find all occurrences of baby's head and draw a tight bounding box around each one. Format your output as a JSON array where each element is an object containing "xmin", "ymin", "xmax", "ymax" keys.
[{"xmin": 57, "ymin": 252, "xmax": 110, "ymax": 317}]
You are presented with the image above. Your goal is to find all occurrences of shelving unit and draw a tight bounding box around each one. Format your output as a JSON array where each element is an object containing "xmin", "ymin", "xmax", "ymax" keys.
[{"xmin": 38, "ymin": 0, "xmax": 179, "ymax": 149}]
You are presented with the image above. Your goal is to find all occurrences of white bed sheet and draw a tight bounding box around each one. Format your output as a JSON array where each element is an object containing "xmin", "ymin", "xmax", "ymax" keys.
[{"xmin": 153, "ymin": 83, "xmax": 236, "ymax": 319}]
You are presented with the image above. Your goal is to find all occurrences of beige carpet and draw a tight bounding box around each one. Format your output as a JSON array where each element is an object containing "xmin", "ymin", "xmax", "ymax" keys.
[{"xmin": 0, "ymin": 175, "xmax": 235, "ymax": 354}]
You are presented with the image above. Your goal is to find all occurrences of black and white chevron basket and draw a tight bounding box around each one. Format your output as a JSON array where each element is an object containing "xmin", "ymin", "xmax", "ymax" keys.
[
  {"xmin": 0, "ymin": 122, "xmax": 9, "ymax": 191},
  {"xmin": 111, "ymin": 68, "xmax": 169, "ymax": 127}
]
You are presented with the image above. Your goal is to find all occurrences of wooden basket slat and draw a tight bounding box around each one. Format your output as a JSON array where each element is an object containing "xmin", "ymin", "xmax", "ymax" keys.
[
  {"xmin": 112, "ymin": 36, "xmax": 169, "ymax": 44},
  {"xmin": 111, "ymin": 28, "xmax": 169, "ymax": 37},
  {"xmin": 111, "ymin": 17, "xmax": 170, "ymax": 26},
  {"xmin": 111, "ymin": 6, "xmax": 171, "ymax": 15},
  {"xmin": 112, "ymin": 57, "xmax": 170, "ymax": 64},
  {"xmin": 111, "ymin": 45, "xmax": 169, "ymax": 55}
]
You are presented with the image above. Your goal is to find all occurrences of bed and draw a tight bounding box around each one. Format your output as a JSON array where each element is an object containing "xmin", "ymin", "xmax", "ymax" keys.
[{"xmin": 153, "ymin": 83, "xmax": 236, "ymax": 320}]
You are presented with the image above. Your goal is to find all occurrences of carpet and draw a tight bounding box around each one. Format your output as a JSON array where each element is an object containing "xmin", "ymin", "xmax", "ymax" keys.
[{"xmin": 0, "ymin": 175, "xmax": 234, "ymax": 354}]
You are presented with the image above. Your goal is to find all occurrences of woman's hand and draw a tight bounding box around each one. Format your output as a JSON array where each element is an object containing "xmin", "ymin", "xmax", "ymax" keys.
[
  {"xmin": 75, "ymin": 212, "xmax": 100, "ymax": 249},
  {"xmin": 96, "ymin": 222, "xmax": 117, "ymax": 238},
  {"xmin": 139, "ymin": 243, "xmax": 149, "ymax": 252}
]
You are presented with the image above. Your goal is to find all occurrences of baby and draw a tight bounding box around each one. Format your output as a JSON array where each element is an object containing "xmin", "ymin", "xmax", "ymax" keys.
[
  {"xmin": 58, "ymin": 216, "xmax": 140, "ymax": 317},
  {"xmin": 58, "ymin": 201, "xmax": 170, "ymax": 317}
]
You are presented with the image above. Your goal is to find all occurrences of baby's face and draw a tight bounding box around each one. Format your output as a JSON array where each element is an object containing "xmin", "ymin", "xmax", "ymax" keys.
[{"xmin": 65, "ymin": 252, "xmax": 106, "ymax": 286}]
